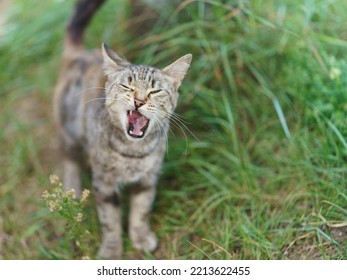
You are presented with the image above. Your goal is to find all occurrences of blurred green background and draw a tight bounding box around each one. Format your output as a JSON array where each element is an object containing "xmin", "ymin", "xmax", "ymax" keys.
[{"xmin": 0, "ymin": 0, "xmax": 346, "ymax": 259}]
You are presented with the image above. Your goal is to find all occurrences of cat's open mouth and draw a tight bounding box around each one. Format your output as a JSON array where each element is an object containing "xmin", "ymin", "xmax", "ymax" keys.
[{"xmin": 127, "ymin": 110, "xmax": 149, "ymax": 138}]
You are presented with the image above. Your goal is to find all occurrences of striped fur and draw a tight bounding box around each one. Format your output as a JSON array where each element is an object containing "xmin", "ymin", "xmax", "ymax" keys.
[{"xmin": 53, "ymin": 0, "xmax": 191, "ymax": 259}]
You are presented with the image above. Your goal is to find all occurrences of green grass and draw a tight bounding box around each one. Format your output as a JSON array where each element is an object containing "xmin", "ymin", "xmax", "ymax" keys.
[{"xmin": 0, "ymin": 0, "xmax": 346, "ymax": 259}]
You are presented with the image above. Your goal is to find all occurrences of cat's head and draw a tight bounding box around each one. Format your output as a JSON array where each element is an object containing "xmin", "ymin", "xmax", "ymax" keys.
[{"xmin": 101, "ymin": 43, "xmax": 192, "ymax": 141}]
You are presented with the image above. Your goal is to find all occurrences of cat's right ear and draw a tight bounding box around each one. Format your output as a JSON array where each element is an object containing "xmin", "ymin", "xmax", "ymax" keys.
[
  {"xmin": 101, "ymin": 43, "xmax": 129, "ymax": 76},
  {"xmin": 162, "ymin": 54, "xmax": 192, "ymax": 90}
]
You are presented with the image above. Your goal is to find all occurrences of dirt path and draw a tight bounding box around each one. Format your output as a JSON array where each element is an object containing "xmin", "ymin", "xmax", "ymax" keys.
[
  {"xmin": 0, "ymin": 0, "xmax": 10, "ymax": 37},
  {"xmin": 0, "ymin": 0, "xmax": 10, "ymax": 259}
]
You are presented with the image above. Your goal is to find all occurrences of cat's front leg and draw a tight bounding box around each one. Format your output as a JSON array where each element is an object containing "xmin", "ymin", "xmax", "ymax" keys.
[
  {"xmin": 93, "ymin": 172, "xmax": 123, "ymax": 259},
  {"xmin": 63, "ymin": 157, "xmax": 82, "ymax": 197},
  {"xmin": 129, "ymin": 180, "xmax": 158, "ymax": 253}
]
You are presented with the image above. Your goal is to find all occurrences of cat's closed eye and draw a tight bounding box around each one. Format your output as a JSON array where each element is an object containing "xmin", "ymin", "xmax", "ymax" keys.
[
  {"xmin": 148, "ymin": 89, "xmax": 161, "ymax": 97},
  {"xmin": 119, "ymin": 84, "xmax": 133, "ymax": 91}
]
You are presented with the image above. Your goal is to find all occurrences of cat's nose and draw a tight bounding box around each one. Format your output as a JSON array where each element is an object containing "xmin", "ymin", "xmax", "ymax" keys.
[{"xmin": 134, "ymin": 98, "xmax": 145, "ymax": 109}]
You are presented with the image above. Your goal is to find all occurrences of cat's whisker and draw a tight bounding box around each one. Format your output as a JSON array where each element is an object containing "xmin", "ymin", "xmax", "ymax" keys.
[
  {"xmin": 158, "ymin": 110, "xmax": 199, "ymax": 142},
  {"xmin": 155, "ymin": 109, "xmax": 198, "ymax": 146},
  {"xmin": 151, "ymin": 115, "xmax": 166, "ymax": 136},
  {"xmin": 76, "ymin": 86, "xmax": 108, "ymax": 96},
  {"xmin": 151, "ymin": 116, "xmax": 169, "ymax": 153},
  {"xmin": 154, "ymin": 111, "xmax": 184, "ymax": 136},
  {"xmin": 154, "ymin": 108, "xmax": 189, "ymax": 124},
  {"xmin": 152, "ymin": 110, "xmax": 189, "ymax": 155},
  {"xmin": 153, "ymin": 113, "xmax": 175, "ymax": 137},
  {"xmin": 171, "ymin": 111, "xmax": 192, "ymax": 125},
  {"xmin": 83, "ymin": 97, "xmax": 118, "ymax": 106}
]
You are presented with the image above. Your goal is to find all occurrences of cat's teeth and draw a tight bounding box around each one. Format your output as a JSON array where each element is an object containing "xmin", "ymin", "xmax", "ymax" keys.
[
  {"xmin": 129, "ymin": 110, "xmax": 132, "ymax": 115},
  {"xmin": 129, "ymin": 130, "xmax": 133, "ymax": 135},
  {"xmin": 139, "ymin": 131, "xmax": 143, "ymax": 136}
]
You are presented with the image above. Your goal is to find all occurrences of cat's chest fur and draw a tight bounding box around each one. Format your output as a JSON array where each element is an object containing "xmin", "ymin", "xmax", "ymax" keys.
[
  {"xmin": 84, "ymin": 104, "xmax": 165, "ymax": 185},
  {"xmin": 89, "ymin": 118, "xmax": 164, "ymax": 185},
  {"xmin": 91, "ymin": 148, "xmax": 161, "ymax": 184}
]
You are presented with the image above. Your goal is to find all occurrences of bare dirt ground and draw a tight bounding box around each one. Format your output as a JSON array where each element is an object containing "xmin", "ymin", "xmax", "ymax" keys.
[
  {"xmin": 0, "ymin": 0, "xmax": 10, "ymax": 259},
  {"xmin": 0, "ymin": 0, "xmax": 10, "ymax": 37}
]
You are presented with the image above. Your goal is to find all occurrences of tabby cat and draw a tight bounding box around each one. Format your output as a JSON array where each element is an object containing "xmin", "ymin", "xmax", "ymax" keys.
[{"xmin": 53, "ymin": 0, "xmax": 191, "ymax": 259}]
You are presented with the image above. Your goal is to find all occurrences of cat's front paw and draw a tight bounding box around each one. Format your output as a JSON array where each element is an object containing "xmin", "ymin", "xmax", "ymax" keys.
[
  {"xmin": 97, "ymin": 240, "xmax": 123, "ymax": 259},
  {"xmin": 130, "ymin": 230, "xmax": 158, "ymax": 252}
]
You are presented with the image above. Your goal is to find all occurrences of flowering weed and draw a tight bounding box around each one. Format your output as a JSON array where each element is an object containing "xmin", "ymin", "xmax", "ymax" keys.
[{"xmin": 42, "ymin": 175, "xmax": 93, "ymax": 259}]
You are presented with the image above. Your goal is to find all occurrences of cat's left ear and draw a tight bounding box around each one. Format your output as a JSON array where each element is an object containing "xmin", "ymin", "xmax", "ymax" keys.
[
  {"xmin": 101, "ymin": 43, "xmax": 129, "ymax": 76},
  {"xmin": 162, "ymin": 54, "xmax": 192, "ymax": 90}
]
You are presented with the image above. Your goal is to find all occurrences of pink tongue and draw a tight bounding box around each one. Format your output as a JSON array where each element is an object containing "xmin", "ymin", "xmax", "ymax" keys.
[{"xmin": 128, "ymin": 110, "xmax": 148, "ymax": 135}]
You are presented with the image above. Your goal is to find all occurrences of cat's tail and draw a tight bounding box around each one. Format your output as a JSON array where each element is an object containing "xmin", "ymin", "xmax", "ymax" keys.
[{"xmin": 64, "ymin": 0, "xmax": 106, "ymax": 56}]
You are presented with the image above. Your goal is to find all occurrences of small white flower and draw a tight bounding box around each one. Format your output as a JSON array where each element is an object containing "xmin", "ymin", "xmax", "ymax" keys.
[
  {"xmin": 42, "ymin": 190, "xmax": 50, "ymax": 200},
  {"xmin": 48, "ymin": 201, "xmax": 62, "ymax": 212},
  {"xmin": 66, "ymin": 189, "xmax": 76, "ymax": 199},
  {"xmin": 49, "ymin": 174, "xmax": 60, "ymax": 185},
  {"xmin": 329, "ymin": 67, "xmax": 341, "ymax": 80},
  {"xmin": 80, "ymin": 189, "xmax": 90, "ymax": 203},
  {"xmin": 48, "ymin": 201, "xmax": 56, "ymax": 212},
  {"xmin": 75, "ymin": 213, "xmax": 83, "ymax": 222}
]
